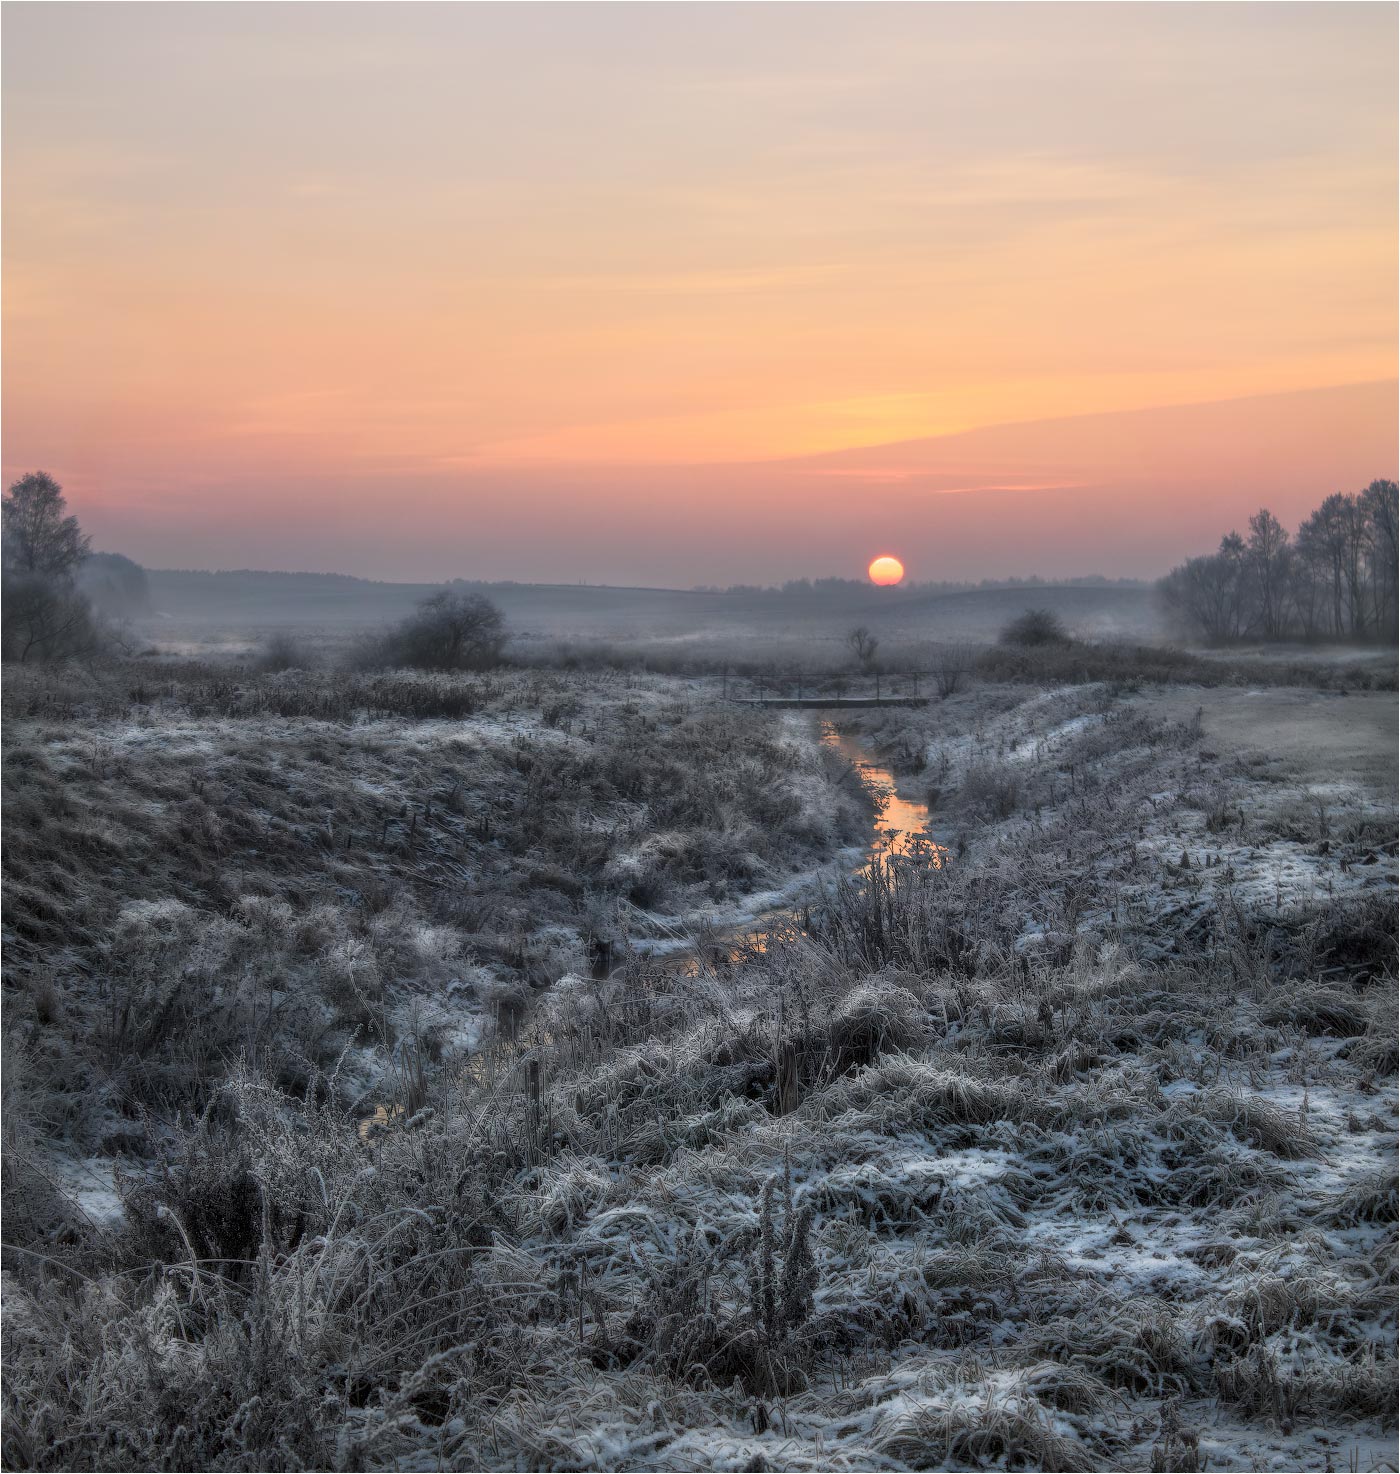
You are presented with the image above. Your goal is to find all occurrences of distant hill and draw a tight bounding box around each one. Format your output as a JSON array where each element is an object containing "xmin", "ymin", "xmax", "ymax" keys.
[{"xmin": 142, "ymin": 567, "xmax": 1164, "ymax": 646}]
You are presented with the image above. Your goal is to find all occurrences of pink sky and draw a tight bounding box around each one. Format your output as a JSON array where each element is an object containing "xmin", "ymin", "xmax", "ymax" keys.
[{"xmin": 3, "ymin": 4, "xmax": 1395, "ymax": 583}]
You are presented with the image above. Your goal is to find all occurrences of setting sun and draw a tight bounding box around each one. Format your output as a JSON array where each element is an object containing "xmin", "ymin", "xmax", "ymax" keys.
[{"xmin": 867, "ymin": 555, "xmax": 905, "ymax": 586}]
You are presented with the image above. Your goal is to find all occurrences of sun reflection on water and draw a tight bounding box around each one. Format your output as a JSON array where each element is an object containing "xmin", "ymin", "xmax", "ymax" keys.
[{"xmin": 819, "ymin": 722, "xmax": 946, "ymax": 866}]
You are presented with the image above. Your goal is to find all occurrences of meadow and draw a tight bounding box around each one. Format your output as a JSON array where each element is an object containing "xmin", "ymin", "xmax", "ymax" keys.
[{"xmin": 2, "ymin": 631, "xmax": 1396, "ymax": 1472}]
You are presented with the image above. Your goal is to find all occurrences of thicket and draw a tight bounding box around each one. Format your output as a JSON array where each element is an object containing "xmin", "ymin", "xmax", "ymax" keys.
[{"xmin": 1159, "ymin": 482, "xmax": 1399, "ymax": 644}]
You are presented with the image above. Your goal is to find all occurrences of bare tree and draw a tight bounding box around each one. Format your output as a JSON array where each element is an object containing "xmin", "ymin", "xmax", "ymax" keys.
[
  {"xmin": 1299, "ymin": 495, "xmax": 1351, "ymax": 637},
  {"xmin": 1363, "ymin": 479, "xmax": 1398, "ymax": 638},
  {"xmin": 845, "ymin": 626, "xmax": 878, "ymax": 668},
  {"xmin": 1158, "ymin": 551, "xmax": 1247, "ymax": 643},
  {"xmin": 2, "ymin": 472, "xmax": 106, "ymax": 664},
  {"xmin": 1290, "ymin": 519, "xmax": 1327, "ymax": 641},
  {"xmin": 1246, "ymin": 509, "xmax": 1293, "ymax": 640},
  {"xmin": 2, "ymin": 576, "xmax": 102, "ymax": 664},
  {"xmin": 931, "ymin": 644, "xmax": 976, "ymax": 698},
  {"xmin": 1216, "ymin": 531, "xmax": 1252, "ymax": 640},
  {"xmin": 3, "ymin": 471, "xmax": 90, "ymax": 579},
  {"xmin": 1337, "ymin": 496, "xmax": 1374, "ymax": 638},
  {"xmin": 381, "ymin": 590, "xmax": 507, "ymax": 671},
  {"xmin": 998, "ymin": 609, "xmax": 1069, "ymax": 646},
  {"xmin": 1160, "ymin": 481, "xmax": 1398, "ymax": 646}
]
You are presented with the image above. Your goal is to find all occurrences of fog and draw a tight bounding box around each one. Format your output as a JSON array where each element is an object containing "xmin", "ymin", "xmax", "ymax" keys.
[{"xmin": 134, "ymin": 566, "xmax": 1164, "ymax": 662}]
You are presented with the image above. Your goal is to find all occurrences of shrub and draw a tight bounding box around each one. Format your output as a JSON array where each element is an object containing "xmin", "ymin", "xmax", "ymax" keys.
[
  {"xmin": 373, "ymin": 590, "xmax": 507, "ymax": 671},
  {"xmin": 1, "ymin": 575, "xmax": 104, "ymax": 665},
  {"xmin": 255, "ymin": 631, "xmax": 312, "ymax": 673},
  {"xmin": 999, "ymin": 607, "xmax": 1071, "ymax": 647}
]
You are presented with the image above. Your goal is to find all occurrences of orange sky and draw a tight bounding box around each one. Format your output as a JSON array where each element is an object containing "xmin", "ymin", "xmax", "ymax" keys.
[{"xmin": 3, "ymin": 3, "xmax": 1396, "ymax": 582}]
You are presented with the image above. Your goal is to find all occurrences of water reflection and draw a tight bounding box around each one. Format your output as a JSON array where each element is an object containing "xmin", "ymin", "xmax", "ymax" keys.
[
  {"xmin": 819, "ymin": 721, "xmax": 945, "ymax": 866},
  {"xmin": 359, "ymin": 720, "xmax": 945, "ymax": 1135},
  {"xmin": 666, "ymin": 721, "xmax": 945, "ymax": 974}
]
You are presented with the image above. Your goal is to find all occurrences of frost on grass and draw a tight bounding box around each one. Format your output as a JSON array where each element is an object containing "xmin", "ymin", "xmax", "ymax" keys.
[{"xmin": 1, "ymin": 662, "xmax": 1395, "ymax": 1471}]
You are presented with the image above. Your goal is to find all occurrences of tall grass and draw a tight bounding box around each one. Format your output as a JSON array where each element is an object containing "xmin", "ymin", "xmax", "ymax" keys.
[{"xmin": 2, "ymin": 661, "xmax": 1394, "ymax": 1471}]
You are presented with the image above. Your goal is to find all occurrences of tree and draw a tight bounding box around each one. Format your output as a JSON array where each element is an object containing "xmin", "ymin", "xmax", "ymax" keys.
[
  {"xmin": 1299, "ymin": 495, "xmax": 1351, "ymax": 638},
  {"xmin": 1290, "ymin": 517, "xmax": 1328, "ymax": 640},
  {"xmin": 2, "ymin": 472, "xmax": 90, "ymax": 579},
  {"xmin": 998, "ymin": 608, "xmax": 1069, "ymax": 646},
  {"xmin": 1157, "ymin": 554, "xmax": 1242, "ymax": 642},
  {"xmin": 383, "ymin": 590, "xmax": 506, "ymax": 671},
  {"xmin": 1214, "ymin": 531, "xmax": 1252, "ymax": 640},
  {"xmin": 1246, "ymin": 509, "xmax": 1292, "ymax": 640},
  {"xmin": 1, "ymin": 472, "xmax": 107, "ymax": 664},
  {"xmin": 1159, "ymin": 481, "xmax": 1397, "ymax": 647},
  {"xmin": 1338, "ymin": 494, "xmax": 1374, "ymax": 638},
  {"xmin": 1362, "ymin": 479, "xmax": 1398, "ymax": 639},
  {"xmin": 931, "ymin": 643, "xmax": 976, "ymax": 698},
  {"xmin": 1, "ymin": 576, "xmax": 102, "ymax": 664},
  {"xmin": 845, "ymin": 625, "xmax": 878, "ymax": 668}
]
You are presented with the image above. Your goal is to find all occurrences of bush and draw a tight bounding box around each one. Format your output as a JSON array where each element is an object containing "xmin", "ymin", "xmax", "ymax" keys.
[
  {"xmin": 1, "ymin": 575, "xmax": 104, "ymax": 664},
  {"xmin": 999, "ymin": 608, "xmax": 1071, "ymax": 647},
  {"xmin": 370, "ymin": 590, "xmax": 507, "ymax": 672},
  {"xmin": 256, "ymin": 631, "xmax": 312, "ymax": 673}
]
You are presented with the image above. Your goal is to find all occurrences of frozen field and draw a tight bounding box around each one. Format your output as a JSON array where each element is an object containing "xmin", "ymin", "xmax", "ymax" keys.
[{"xmin": 2, "ymin": 658, "xmax": 1395, "ymax": 1471}]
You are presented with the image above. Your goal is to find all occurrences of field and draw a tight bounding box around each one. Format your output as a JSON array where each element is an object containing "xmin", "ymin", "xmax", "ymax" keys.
[
  {"xmin": 136, "ymin": 570, "xmax": 1166, "ymax": 660},
  {"xmin": 2, "ymin": 639, "xmax": 1396, "ymax": 1472}
]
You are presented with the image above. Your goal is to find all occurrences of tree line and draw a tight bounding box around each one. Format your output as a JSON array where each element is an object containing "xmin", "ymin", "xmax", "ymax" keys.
[
  {"xmin": 1, "ymin": 470, "xmax": 506, "ymax": 670},
  {"xmin": 1158, "ymin": 480, "xmax": 1398, "ymax": 644},
  {"xmin": 694, "ymin": 573, "xmax": 1147, "ymax": 597}
]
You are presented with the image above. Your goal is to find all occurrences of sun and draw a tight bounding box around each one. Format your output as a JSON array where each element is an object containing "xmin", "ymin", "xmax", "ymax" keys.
[{"xmin": 867, "ymin": 554, "xmax": 905, "ymax": 586}]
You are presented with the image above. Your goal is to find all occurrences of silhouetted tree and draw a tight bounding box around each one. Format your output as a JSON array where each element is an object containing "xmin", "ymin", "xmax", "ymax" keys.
[
  {"xmin": 1299, "ymin": 495, "xmax": 1352, "ymax": 637},
  {"xmin": 2, "ymin": 576, "xmax": 103, "ymax": 664},
  {"xmin": 845, "ymin": 626, "xmax": 878, "ymax": 668},
  {"xmin": 1363, "ymin": 479, "xmax": 1398, "ymax": 638},
  {"xmin": 383, "ymin": 590, "xmax": 507, "ymax": 671},
  {"xmin": 998, "ymin": 609, "xmax": 1069, "ymax": 647},
  {"xmin": 1246, "ymin": 509, "xmax": 1292, "ymax": 639},
  {"xmin": 2, "ymin": 471, "xmax": 90, "ymax": 579},
  {"xmin": 1158, "ymin": 549, "xmax": 1245, "ymax": 643},
  {"xmin": 1158, "ymin": 481, "xmax": 1398, "ymax": 645},
  {"xmin": 2, "ymin": 472, "xmax": 106, "ymax": 664}
]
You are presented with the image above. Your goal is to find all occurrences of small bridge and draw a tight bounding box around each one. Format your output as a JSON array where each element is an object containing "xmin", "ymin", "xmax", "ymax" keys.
[{"xmin": 728, "ymin": 696, "xmax": 929, "ymax": 709}]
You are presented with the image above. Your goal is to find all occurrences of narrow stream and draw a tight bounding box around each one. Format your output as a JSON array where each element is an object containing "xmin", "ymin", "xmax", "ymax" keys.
[
  {"xmin": 817, "ymin": 720, "xmax": 943, "ymax": 864},
  {"xmin": 363, "ymin": 718, "xmax": 944, "ymax": 1132},
  {"xmin": 630, "ymin": 717, "xmax": 945, "ymax": 972}
]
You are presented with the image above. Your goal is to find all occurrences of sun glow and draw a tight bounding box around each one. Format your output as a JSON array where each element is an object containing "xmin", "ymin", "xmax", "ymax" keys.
[{"xmin": 868, "ymin": 555, "xmax": 905, "ymax": 586}]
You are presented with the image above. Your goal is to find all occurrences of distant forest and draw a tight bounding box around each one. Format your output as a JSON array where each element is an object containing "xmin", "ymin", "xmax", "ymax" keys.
[
  {"xmin": 691, "ymin": 574, "xmax": 1150, "ymax": 597},
  {"xmin": 1159, "ymin": 479, "xmax": 1398, "ymax": 644}
]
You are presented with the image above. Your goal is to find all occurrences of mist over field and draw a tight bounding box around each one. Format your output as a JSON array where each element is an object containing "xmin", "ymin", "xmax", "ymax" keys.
[{"xmin": 128, "ymin": 566, "xmax": 1162, "ymax": 657}]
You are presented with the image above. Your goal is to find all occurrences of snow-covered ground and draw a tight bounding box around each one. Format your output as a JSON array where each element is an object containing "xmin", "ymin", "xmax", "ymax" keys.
[{"xmin": 3, "ymin": 665, "xmax": 1394, "ymax": 1471}]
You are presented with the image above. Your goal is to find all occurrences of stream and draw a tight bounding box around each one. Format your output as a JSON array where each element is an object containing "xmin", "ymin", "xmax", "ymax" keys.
[
  {"xmin": 817, "ymin": 720, "xmax": 942, "ymax": 864},
  {"xmin": 625, "ymin": 717, "xmax": 945, "ymax": 972},
  {"xmin": 364, "ymin": 718, "xmax": 944, "ymax": 1133}
]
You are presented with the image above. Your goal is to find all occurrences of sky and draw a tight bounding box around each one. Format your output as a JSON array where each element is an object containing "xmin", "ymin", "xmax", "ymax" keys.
[{"xmin": 3, "ymin": 2, "xmax": 1396, "ymax": 585}]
